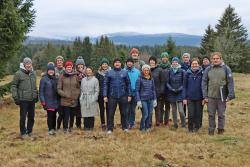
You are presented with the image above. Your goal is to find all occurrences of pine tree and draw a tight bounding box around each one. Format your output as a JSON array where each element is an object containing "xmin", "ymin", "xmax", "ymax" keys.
[
  {"xmin": 82, "ymin": 37, "xmax": 92, "ymax": 65},
  {"xmin": 214, "ymin": 5, "xmax": 249, "ymax": 72},
  {"xmin": 200, "ymin": 25, "xmax": 215, "ymax": 55},
  {"xmin": 166, "ymin": 36, "xmax": 178, "ymax": 58}
]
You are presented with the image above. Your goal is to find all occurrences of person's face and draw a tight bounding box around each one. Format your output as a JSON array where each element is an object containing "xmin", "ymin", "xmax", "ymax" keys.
[
  {"xmin": 161, "ymin": 57, "xmax": 169, "ymax": 63},
  {"xmin": 86, "ymin": 68, "xmax": 93, "ymax": 76},
  {"xmin": 101, "ymin": 63, "xmax": 108, "ymax": 70},
  {"xmin": 182, "ymin": 55, "xmax": 190, "ymax": 63},
  {"xmin": 212, "ymin": 55, "xmax": 222, "ymax": 65},
  {"xmin": 24, "ymin": 63, "xmax": 32, "ymax": 71},
  {"xmin": 47, "ymin": 70, "xmax": 55, "ymax": 76},
  {"xmin": 65, "ymin": 66, "xmax": 73, "ymax": 73},
  {"xmin": 114, "ymin": 61, "xmax": 121, "ymax": 68},
  {"xmin": 143, "ymin": 68, "xmax": 150, "ymax": 76},
  {"xmin": 203, "ymin": 58, "xmax": 210, "ymax": 66},
  {"xmin": 131, "ymin": 53, "xmax": 139, "ymax": 59},
  {"xmin": 172, "ymin": 61, "xmax": 179, "ymax": 68},
  {"xmin": 56, "ymin": 58, "xmax": 64, "ymax": 68},
  {"xmin": 149, "ymin": 60, "xmax": 156, "ymax": 68},
  {"xmin": 126, "ymin": 61, "xmax": 134, "ymax": 68},
  {"xmin": 191, "ymin": 61, "xmax": 199, "ymax": 70},
  {"xmin": 77, "ymin": 64, "xmax": 84, "ymax": 72}
]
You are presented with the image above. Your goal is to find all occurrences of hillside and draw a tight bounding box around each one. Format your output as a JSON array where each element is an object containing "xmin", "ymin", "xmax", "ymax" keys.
[{"xmin": 0, "ymin": 73, "xmax": 249, "ymax": 167}]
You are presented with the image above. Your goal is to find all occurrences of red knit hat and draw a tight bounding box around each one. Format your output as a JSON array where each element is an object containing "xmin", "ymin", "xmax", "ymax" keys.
[
  {"xmin": 130, "ymin": 48, "xmax": 139, "ymax": 55},
  {"xmin": 64, "ymin": 61, "xmax": 73, "ymax": 68}
]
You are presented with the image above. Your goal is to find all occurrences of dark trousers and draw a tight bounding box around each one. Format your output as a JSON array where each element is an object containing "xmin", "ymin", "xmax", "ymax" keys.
[
  {"xmin": 159, "ymin": 97, "xmax": 170, "ymax": 124},
  {"xmin": 47, "ymin": 110, "xmax": 57, "ymax": 131},
  {"xmin": 107, "ymin": 96, "xmax": 128, "ymax": 131},
  {"xmin": 184, "ymin": 104, "xmax": 187, "ymax": 117},
  {"xmin": 19, "ymin": 101, "xmax": 35, "ymax": 135},
  {"xmin": 98, "ymin": 96, "xmax": 108, "ymax": 126},
  {"xmin": 62, "ymin": 106, "xmax": 75, "ymax": 130},
  {"xmin": 84, "ymin": 117, "xmax": 95, "ymax": 129},
  {"xmin": 71, "ymin": 103, "xmax": 82, "ymax": 128},
  {"xmin": 57, "ymin": 105, "xmax": 63, "ymax": 129},
  {"xmin": 127, "ymin": 96, "xmax": 137, "ymax": 127},
  {"xmin": 187, "ymin": 100, "xmax": 203, "ymax": 131},
  {"xmin": 154, "ymin": 97, "xmax": 162, "ymax": 125}
]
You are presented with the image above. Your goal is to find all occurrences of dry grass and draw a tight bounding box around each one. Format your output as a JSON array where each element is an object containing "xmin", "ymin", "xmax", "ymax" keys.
[{"xmin": 0, "ymin": 73, "xmax": 249, "ymax": 167}]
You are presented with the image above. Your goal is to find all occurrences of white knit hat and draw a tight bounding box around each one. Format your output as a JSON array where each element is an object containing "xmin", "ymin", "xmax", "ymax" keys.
[{"xmin": 141, "ymin": 64, "xmax": 151, "ymax": 71}]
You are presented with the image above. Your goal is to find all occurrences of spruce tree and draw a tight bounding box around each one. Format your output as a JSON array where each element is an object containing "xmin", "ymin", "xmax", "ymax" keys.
[{"xmin": 200, "ymin": 25, "xmax": 215, "ymax": 55}]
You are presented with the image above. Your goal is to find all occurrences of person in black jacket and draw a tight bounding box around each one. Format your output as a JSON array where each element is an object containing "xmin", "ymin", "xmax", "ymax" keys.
[{"xmin": 95, "ymin": 58, "xmax": 111, "ymax": 130}]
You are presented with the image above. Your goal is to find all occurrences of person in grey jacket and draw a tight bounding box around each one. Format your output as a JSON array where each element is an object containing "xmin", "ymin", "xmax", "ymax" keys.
[
  {"xmin": 202, "ymin": 52, "xmax": 235, "ymax": 135},
  {"xmin": 80, "ymin": 67, "xmax": 99, "ymax": 131}
]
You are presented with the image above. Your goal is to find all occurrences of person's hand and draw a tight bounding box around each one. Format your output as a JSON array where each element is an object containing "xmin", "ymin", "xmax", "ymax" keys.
[
  {"xmin": 128, "ymin": 96, "xmax": 132, "ymax": 102},
  {"xmin": 204, "ymin": 98, "xmax": 208, "ymax": 104},
  {"xmin": 14, "ymin": 99, "xmax": 20, "ymax": 105},
  {"xmin": 137, "ymin": 101, "xmax": 142, "ymax": 108},
  {"xmin": 104, "ymin": 97, "xmax": 108, "ymax": 103},
  {"xmin": 153, "ymin": 100, "xmax": 157, "ymax": 107},
  {"xmin": 183, "ymin": 99, "xmax": 187, "ymax": 105}
]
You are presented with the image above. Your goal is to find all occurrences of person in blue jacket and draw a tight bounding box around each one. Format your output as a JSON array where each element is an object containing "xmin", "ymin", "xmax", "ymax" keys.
[
  {"xmin": 183, "ymin": 58, "xmax": 204, "ymax": 132},
  {"xmin": 166, "ymin": 57, "xmax": 186, "ymax": 129},
  {"xmin": 103, "ymin": 57, "xmax": 132, "ymax": 134},
  {"xmin": 39, "ymin": 63, "xmax": 60, "ymax": 135},
  {"xmin": 124, "ymin": 57, "xmax": 141, "ymax": 129},
  {"xmin": 136, "ymin": 64, "xmax": 157, "ymax": 132}
]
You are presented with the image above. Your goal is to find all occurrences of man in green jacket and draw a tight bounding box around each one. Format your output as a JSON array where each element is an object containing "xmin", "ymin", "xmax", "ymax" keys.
[
  {"xmin": 202, "ymin": 52, "xmax": 235, "ymax": 135},
  {"xmin": 11, "ymin": 57, "xmax": 38, "ymax": 138}
]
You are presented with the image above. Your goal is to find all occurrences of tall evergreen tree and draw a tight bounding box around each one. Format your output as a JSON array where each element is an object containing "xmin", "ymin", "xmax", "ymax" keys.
[
  {"xmin": 200, "ymin": 25, "xmax": 215, "ymax": 55},
  {"xmin": 214, "ymin": 5, "xmax": 249, "ymax": 72},
  {"xmin": 166, "ymin": 36, "xmax": 178, "ymax": 58},
  {"xmin": 82, "ymin": 37, "xmax": 92, "ymax": 65}
]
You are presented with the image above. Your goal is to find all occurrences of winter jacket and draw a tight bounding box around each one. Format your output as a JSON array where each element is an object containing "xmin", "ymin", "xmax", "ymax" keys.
[
  {"xmin": 202, "ymin": 63, "xmax": 235, "ymax": 101},
  {"xmin": 151, "ymin": 66, "xmax": 163, "ymax": 97},
  {"xmin": 95, "ymin": 68, "xmax": 111, "ymax": 97},
  {"xmin": 103, "ymin": 68, "xmax": 131, "ymax": 98},
  {"xmin": 159, "ymin": 64, "xmax": 170, "ymax": 96},
  {"xmin": 39, "ymin": 74, "xmax": 59, "ymax": 110},
  {"xmin": 57, "ymin": 72, "xmax": 80, "ymax": 107},
  {"xmin": 166, "ymin": 67, "xmax": 185, "ymax": 102},
  {"xmin": 11, "ymin": 63, "xmax": 38, "ymax": 102},
  {"xmin": 181, "ymin": 61, "xmax": 191, "ymax": 71},
  {"xmin": 124, "ymin": 66, "xmax": 141, "ymax": 96},
  {"xmin": 183, "ymin": 68, "xmax": 203, "ymax": 100},
  {"xmin": 80, "ymin": 76, "xmax": 99, "ymax": 117},
  {"xmin": 136, "ymin": 76, "xmax": 157, "ymax": 101}
]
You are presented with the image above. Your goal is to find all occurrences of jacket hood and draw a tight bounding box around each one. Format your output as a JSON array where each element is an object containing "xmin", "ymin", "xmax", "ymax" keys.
[
  {"xmin": 20, "ymin": 63, "xmax": 33, "ymax": 72},
  {"xmin": 187, "ymin": 67, "xmax": 203, "ymax": 74}
]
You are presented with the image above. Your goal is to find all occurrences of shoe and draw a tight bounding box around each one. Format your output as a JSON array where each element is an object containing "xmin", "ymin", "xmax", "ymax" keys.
[
  {"xmin": 208, "ymin": 131, "xmax": 214, "ymax": 136},
  {"xmin": 68, "ymin": 128, "xmax": 72, "ymax": 133},
  {"xmin": 48, "ymin": 130, "xmax": 54, "ymax": 135},
  {"xmin": 218, "ymin": 129, "xmax": 224, "ymax": 135},
  {"xmin": 146, "ymin": 128, "xmax": 152, "ymax": 132},
  {"xmin": 107, "ymin": 130, "xmax": 112, "ymax": 134},
  {"xmin": 20, "ymin": 134, "xmax": 28, "ymax": 139},
  {"xmin": 124, "ymin": 129, "xmax": 129, "ymax": 132},
  {"xmin": 27, "ymin": 133, "xmax": 32, "ymax": 137}
]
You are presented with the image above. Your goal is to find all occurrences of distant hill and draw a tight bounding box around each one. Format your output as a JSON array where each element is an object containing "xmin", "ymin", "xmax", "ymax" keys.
[{"xmin": 25, "ymin": 32, "xmax": 203, "ymax": 47}]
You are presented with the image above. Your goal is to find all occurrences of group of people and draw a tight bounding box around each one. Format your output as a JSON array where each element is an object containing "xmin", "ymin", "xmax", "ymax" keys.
[{"xmin": 11, "ymin": 48, "xmax": 235, "ymax": 138}]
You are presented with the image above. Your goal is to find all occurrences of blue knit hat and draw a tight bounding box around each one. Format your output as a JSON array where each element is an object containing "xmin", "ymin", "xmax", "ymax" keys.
[
  {"xmin": 171, "ymin": 57, "xmax": 180, "ymax": 63},
  {"xmin": 47, "ymin": 63, "xmax": 55, "ymax": 71}
]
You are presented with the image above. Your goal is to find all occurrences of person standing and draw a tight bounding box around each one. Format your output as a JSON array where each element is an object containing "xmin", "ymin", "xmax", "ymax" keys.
[
  {"xmin": 124, "ymin": 57, "xmax": 141, "ymax": 129},
  {"xmin": 130, "ymin": 48, "xmax": 145, "ymax": 70},
  {"xmin": 166, "ymin": 57, "xmax": 186, "ymax": 129},
  {"xmin": 80, "ymin": 67, "xmax": 99, "ymax": 131},
  {"xmin": 159, "ymin": 52, "xmax": 171, "ymax": 127},
  {"xmin": 202, "ymin": 56, "xmax": 211, "ymax": 71},
  {"xmin": 149, "ymin": 56, "xmax": 163, "ymax": 126},
  {"xmin": 202, "ymin": 52, "xmax": 235, "ymax": 135},
  {"xmin": 96, "ymin": 58, "xmax": 111, "ymax": 130},
  {"xmin": 103, "ymin": 57, "xmax": 132, "ymax": 134},
  {"xmin": 183, "ymin": 58, "xmax": 203, "ymax": 132},
  {"xmin": 39, "ymin": 63, "xmax": 59, "ymax": 135},
  {"xmin": 74, "ymin": 56, "xmax": 86, "ymax": 129},
  {"xmin": 57, "ymin": 61, "xmax": 80, "ymax": 133},
  {"xmin": 11, "ymin": 57, "xmax": 38, "ymax": 138},
  {"xmin": 136, "ymin": 64, "xmax": 157, "ymax": 132}
]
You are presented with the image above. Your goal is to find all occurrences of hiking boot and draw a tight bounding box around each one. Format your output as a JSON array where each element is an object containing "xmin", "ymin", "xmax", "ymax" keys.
[
  {"xmin": 208, "ymin": 130, "xmax": 214, "ymax": 136},
  {"xmin": 107, "ymin": 130, "xmax": 112, "ymax": 134},
  {"xmin": 124, "ymin": 129, "xmax": 129, "ymax": 133},
  {"xmin": 48, "ymin": 130, "xmax": 54, "ymax": 135},
  {"xmin": 218, "ymin": 129, "xmax": 224, "ymax": 135}
]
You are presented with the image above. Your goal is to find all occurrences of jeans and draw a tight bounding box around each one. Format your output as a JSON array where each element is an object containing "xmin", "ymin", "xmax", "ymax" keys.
[
  {"xmin": 127, "ymin": 96, "xmax": 137, "ymax": 128},
  {"xmin": 207, "ymin": 98, "xmax": 226, "ymax": 132},
  {"xmin": 98, "ymin": 96, "xmax": 108, "ymax": 126},
  {"xmin": 47, "ymin": 110, "xmax": 57, "ymax": 131},
  {"xmin": 140, "ymin": 100, "xmax": 153, "ymax": 130},
  {"xmin": 19, "ymin": 101, "xmax": 35, "ymax": 135},
  {"xmin": 107, "ymin": 96, "xmax": 128, "ymax": 131},
  {"xmin": 170, "ymin": 102, "xmax": 186, "ymax": 128},
  {"xmin": 187, "ymin": 100, "xmax": 203, "ymax": 131}
]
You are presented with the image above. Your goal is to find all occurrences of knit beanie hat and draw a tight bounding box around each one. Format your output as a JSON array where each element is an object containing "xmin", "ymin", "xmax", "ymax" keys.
[
  {"xmin": 160, "ymin": 52, "xmax": 169, "ymax": 58},
  {"xmin": 47, "ymin": 63, "xmax": 55, "ymax": 71},
  {"xmin": 55, "ymin": 55, "xmax": 64, "ymax": 62},
  {"xmin": 130, "ymin": 48, "xmax": 139, "ymax": 55},
  {"xmin": 171, "ymin": 57, "xmax": 180, "ymax": 63},
  {"xmin": 23, "ymin": 57, "xmax": 32, "ymax": 65},
  {"xmin": 100, "ymin": 57, "xmax": 109, "ymax": 65},
  {"xmin": 75, "ymin": 56, "xmax": 85, "ymax": 66},
  {"xmin": 126, "ymin": 57, "xmax": 134, "ymax": 64},
  {"xmin": 64, "ymin": 61, "xmax": 74, "ymax": 68},
  {"xmin": 113, "ymin": 57, "xmax": 122, "ymax": 64},
  {"xmin": 149, "ymin": 56, "xmax": 157, "ymax": 64},
  {"xmin": 141, "ymin": 64, "xmax": 151, "ymax": 71},
  {"xmin": 182, "ymin": 53, "xmax": 191, "ymax": 59}
]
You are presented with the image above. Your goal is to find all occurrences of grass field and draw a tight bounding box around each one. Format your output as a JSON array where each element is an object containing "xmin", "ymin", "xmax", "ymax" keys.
[{"xmin": 0, "ymin": 73, "xmax": 249, "ymax": 167}]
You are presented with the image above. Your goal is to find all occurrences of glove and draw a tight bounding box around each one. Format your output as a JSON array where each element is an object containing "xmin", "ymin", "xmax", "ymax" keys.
[
  {"xmin": 153, "ymin": 100, "xmax": 157, "ymax": 107},
  {"xmin": 14, "ymin": 99, "xmax": 20, "ymax": 105},
  {"xmin": 137, "ymin": 101, "xmax": 142, "ymax": 108}
]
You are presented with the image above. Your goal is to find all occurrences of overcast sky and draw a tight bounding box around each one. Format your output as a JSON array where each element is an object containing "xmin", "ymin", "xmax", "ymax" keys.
[{"xmin": 28, "ymin": 0, "xmax": 250, "ymax": 38}]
